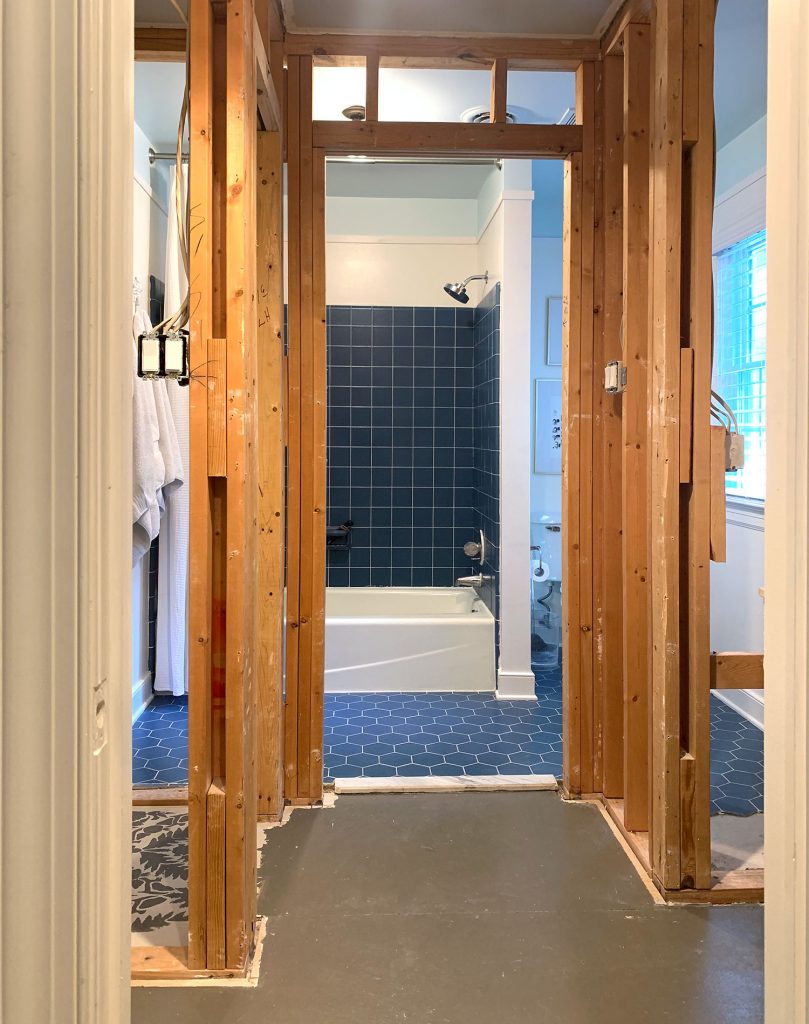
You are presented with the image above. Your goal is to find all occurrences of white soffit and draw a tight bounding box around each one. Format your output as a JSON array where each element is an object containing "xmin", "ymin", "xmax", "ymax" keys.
[{"xmin": 282, "ymin": 0, "xmax": 625, "ymax": 39}]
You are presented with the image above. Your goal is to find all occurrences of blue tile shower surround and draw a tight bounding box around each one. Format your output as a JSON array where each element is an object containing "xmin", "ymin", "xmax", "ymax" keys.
[
  {"xmin": 132, "ymin": 695, "xmax": 188, "ymax": 787},
  {"xmin": 323, "ymin": 672, "xmax": 764, "ymax": 815},
  {"xmin": 472, "ymin": 285, "xmax": 501, "ymax": 621},
  {"xmin": 325, "ymin": 302, "xmax": 498, "ymax": 588}
]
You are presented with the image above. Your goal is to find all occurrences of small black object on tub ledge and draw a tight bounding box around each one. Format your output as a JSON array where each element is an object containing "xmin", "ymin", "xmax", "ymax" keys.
[{"xmin": 326, "ymin": 520, "xmax": 354, "ymax": 550}]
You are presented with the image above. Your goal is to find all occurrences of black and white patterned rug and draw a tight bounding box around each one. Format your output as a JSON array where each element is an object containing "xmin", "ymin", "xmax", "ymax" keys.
[{"xmin": 131, "ymin": 809, "xmax": 188, "ymax": 947}]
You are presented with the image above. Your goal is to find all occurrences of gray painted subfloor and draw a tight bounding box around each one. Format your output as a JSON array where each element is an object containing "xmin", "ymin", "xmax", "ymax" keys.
[{"xmin": 132, "ymin": 793, "xmax": 763, "ymax": 1024}]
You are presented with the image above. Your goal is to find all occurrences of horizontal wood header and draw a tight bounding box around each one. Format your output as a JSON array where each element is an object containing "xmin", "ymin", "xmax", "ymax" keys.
[
  {"xmin": 286, "ymin": 32, "xmax": 600, "ymax": 70},
  {"xmin": 312, "ymin": 120, "xmax": 582, "ymax": 158}
]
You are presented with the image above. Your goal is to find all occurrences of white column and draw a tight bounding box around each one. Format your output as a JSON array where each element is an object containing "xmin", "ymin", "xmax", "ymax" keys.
[
  {"xmin": 764, "ymin": 0, "xmax": 809, "ymax": 1019},
  {"xmin": 496, "ymin": 167, "xmax": 536, "ymax": 699},
  {"xmin": 0, "ymin": 1, "xmax": 133, "ymax": 1021}
]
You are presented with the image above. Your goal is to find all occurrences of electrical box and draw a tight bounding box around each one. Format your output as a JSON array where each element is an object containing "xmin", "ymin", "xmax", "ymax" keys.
[
  {"xmin": 725, "ymin": 431, "xmax": 745, "ymax": 472},
  {"xmin": 604, "ymin": 360, "xmax": 627, "ymax": 394}
]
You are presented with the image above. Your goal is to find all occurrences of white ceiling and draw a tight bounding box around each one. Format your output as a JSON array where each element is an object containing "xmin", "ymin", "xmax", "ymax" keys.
[{"xmin": 282, "ymin": 0, "xmax": 624, "ymax": 38}]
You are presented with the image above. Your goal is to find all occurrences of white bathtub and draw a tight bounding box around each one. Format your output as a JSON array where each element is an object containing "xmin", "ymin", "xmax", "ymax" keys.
[{"xmin": 324, "ymin": 587, "xmax": 495, "ymax": 693}]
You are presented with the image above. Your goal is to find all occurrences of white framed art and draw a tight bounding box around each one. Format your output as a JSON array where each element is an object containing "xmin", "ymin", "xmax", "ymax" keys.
[{"xmin": 534, "ymin": 378, "xmax": 562, "ymax": 475}]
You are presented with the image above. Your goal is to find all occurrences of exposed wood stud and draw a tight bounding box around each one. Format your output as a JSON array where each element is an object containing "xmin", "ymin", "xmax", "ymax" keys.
[
  {"xmin": 595, "ymin": 53, "xmax": 625, "ymax": 798},
  {"xmin": 621, "ymin": 21, "xmax": 652, "ymax": 833},
  {"xmin": 187, "ymin": 0, "xmax": 215, "ymax": 971},
  {"xmin": 679, "ymin": 348, "xmax": 694, "ymax": 483},
  {"xmin": 207, "ymin": 337, "xmax": 228, "ymax": 477},
  {"xmin": 287, "ymin": 32, "xmax": 601, "ymax": 69},
  {"xmin": 205, "ymin": 781, "xmax": 226, "ymax": 969},
  {"xmin": 364, "ymin": 54, "xmax": 379, "ymax": 122},
  {"xmin": 649, "ymin": 0, "xmax": 685, "ymax": 891},
  {"xmin": 710, "ymin": 652, "xmax": 765, "ymax": 689},
  {"xmin": 490, "ymin": 59, "xmax": 508, "ymax": 123},
  {"xmin": 135, "ymin": 25, "xmax": 186, "ymax": 60},
  {"xmin": 256, "ymin": 129, "xmax": 286, "ymax": 820},
  {"xmin": 312, "ymin": 121, "xmax": 583, "ymax": 157}
]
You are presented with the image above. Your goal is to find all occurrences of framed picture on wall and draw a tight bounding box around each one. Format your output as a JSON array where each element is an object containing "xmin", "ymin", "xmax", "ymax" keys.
[
  {"xmin": 534, "ymin": 378, "xmax": 562, "ymax": 475},
  {"xmin": 545, "ymin": 295, "xmax": 563, "ymax": 367}
]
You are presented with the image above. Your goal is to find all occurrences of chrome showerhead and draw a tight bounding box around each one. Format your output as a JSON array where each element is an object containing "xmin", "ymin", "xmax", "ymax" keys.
[
  {"xmin": 442, "ymin": 271, "xmax": 489, "ymax": 304},
  {"xmin": 443, "ymin": 281, "xmax": 471, "ymax": 303}
]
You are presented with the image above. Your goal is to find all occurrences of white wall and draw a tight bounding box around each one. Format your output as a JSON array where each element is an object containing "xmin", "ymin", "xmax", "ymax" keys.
[
  {"xmin": 131, "ymin": 118, "xmax": 169, "ymax": 721},
  {"xmin": 324, "ymin": 238, "xmax": 480, "ymax": 306},
  {"xmin": 530, "ymin": 235, "xmax": 563, "ymax": 527}
]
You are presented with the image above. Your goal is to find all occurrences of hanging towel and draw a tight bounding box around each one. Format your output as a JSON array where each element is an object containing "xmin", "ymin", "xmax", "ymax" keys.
[
  {"xmin": 154, "ymin": 166, "xmax": 190, "ymax": 696},
  {"xmin": 131, "ymin": 333, "xmax": 164, "ymax": 565}
]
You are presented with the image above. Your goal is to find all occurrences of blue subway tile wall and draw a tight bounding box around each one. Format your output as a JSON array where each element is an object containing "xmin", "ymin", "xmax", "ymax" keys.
[
  {"xmin": 472, "ymin": 285, "xmax": 501, "ymax": 622},
  {"xmin": 326, "ymin": 304, "xmax": 480, "ymax": 588}
]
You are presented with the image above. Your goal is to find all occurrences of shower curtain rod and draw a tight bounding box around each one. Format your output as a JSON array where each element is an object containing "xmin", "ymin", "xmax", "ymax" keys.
[{"xmin": 148, "ymin": 147, "xmax": 189, "ymax": 165}]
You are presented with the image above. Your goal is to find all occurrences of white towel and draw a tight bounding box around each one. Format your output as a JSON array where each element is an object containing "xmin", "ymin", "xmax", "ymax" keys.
[
  {"xmin": 154, "ymin": 166, "xmax": 190, "ymax": 696},
  {"xmin": 132, "ymin": 325, "xmax": 165, "ymax": 566}
]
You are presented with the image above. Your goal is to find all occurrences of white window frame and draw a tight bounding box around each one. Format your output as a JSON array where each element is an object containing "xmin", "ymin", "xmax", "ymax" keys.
[{"xmin": 712, "ymin": 168, "xmax": 767, "ymax": 513}]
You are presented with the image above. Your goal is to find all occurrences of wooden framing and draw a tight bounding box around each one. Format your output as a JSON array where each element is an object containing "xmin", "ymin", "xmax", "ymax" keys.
[
  {"xmin": 168, "ymin": 4, "xmax": 738, "ymax": 978},
  {"xmin": 620, "ymin": 21, "xmax": 651, "ymax": 832},
  {"xmin": 710, "ymin": 653, "xmax": 765, "ymax": 690},
  {"xmin": 284, "ymin": 55, "xmax": 327, "ymax": 805},
  {"xmin": 284, "ymin": 32, "xmax": 600, "ymax": 69},
  {"xmin": 164, "ymin": 0, "xmax": 284, "ymax": 979},
  {"xmin": 311, "ymin": 121, "xmax": 583, "ymax": 158},
  {"xmin": 135, "ymin": 25, "xmax": 186, "ymax": 61}
]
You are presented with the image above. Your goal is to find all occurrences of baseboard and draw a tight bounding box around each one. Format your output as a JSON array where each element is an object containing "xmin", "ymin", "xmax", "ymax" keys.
[
  {"xmin": 496, "ymin": 669, "xmax": 537, "ymax": 700},
  {"xmin": 132, "ymin": 672, "xmax": 153, "ymax": 724},
  {"xmin": 714, "ymin": 688, "xmax": 764, "ymax": 731}
]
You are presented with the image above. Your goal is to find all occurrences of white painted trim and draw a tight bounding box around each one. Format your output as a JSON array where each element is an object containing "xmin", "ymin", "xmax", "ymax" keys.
[
  {"xmin": 764, "ymin": 0, "xmax": 809, "ymax": 1017},
  {"xmin": 477, "ymin": 188, "xmax": 534, "ymax": 243},
  {"xmin": 0, "ymin": 1, "xmax": 133, "ymax": 1020},
  {"xmin": 496, "ymin": 670, "xmax": 537, "ymax": 700},
  {"xmin": 726, "ymin": 500, "xmax": 765, "ymax": 532},
  {"xmin": 495, "ymin": 192, "xmax": 535, "ymax": 700},
  {"xmin": 714, "ymin": 689, "xmax": 764, "ymax": 731},
  {"xmin": 713, "ymin": 168, "xmax": 766, "ymax": 253},
  {"xmin": 132, "ymin": 673, "xmax": 154, "ymax": 724}
]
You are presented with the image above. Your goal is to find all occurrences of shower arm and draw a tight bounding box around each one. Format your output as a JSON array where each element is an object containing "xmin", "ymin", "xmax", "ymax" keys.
[{"xmin": 461, "ymin": 272, "xmax": 489, "ymax": 288}]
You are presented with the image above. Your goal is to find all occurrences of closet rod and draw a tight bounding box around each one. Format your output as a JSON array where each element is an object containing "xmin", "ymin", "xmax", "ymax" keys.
[{"xmin": 148, "ymin": 146, "xmax": 189, "ymax": 165}]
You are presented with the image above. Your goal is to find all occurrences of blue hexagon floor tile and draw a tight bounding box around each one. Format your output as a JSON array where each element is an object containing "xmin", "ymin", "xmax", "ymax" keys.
[
  {"xmin": 323, "ymin": 666, "xmax": 764, "ymax": 816},
  {"xmin": 132, "ymin": 695, "xmax": 189, "ymax": 787},
  {"xmin": 710, "ymin": 695, "xmax": 763, "ymax": 816},
  {"xmin": 323, "ymin": 665, "xmax": 564, "ymax": 785},
  {"xmin": 132, "ymin": 671, "xmax": 764, "ymax": 816}
]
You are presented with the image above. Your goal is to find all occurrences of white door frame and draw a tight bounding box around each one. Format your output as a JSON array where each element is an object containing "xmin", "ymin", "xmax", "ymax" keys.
[
  {"xmin": 764, "ymin": 0, "xmax": 809, "ymax": 1019},
  {"xmin": 0, "ymin": 1, "xmax": 133, "ymax": 1020}
]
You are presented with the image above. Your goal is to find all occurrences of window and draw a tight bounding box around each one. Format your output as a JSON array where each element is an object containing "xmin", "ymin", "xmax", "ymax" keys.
[{"xmin": 712, "ymin": 229, "xmax": 767, "ymax": 501}]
